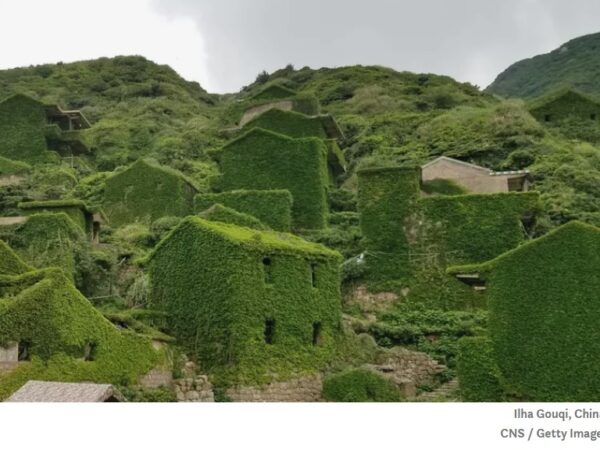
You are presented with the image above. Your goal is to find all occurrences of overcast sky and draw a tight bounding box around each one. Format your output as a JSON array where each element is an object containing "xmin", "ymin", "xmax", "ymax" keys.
[{"xmin": 1, "ymin": 0, "xmax": 599, "ymax": 93}]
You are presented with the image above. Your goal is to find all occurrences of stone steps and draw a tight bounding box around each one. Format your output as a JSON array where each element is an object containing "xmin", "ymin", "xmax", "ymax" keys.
[{"xmin": 417, "ymin": 379, "xmax": 460, "ymax": 402}]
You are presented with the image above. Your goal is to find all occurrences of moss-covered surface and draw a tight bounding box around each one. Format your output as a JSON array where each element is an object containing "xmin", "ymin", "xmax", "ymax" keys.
[
  {"xmin": 8, "ymin": 213, "xmax": 86, "ymax": 282},
  {"xmin": 19, "ymin": 200, "xmax": 90, "ymax": 231},
  {"xmin": 0, "ymin": 240, "xmax": 32, "ymax": 275},
  {"xmin": 252, "ymin": 84, "xmax": 298, "ymax": 101},
  {"xmin": 215, "ymin": 128, "xmax": 329, "ymax": 230},
  {"xmin": 457, "ymin": 336, "xmax": 504, "ymax": 401},
  {"xmin": 357, "ymin": 166, "xmax": 421, "ymax": 281},
  {"xmin": 0, "ymin": 268, "xmax": 160, "ymax": 400},
  {"xmin": 528, "ymin": 89, "xmax": 600, "ymax": 142},
  {"xmin": 102, "ymin": 159, "xmax": 197, "ymax": 227},
  {"xmin": 244, "ymin": 108, "xmax": 328, "ymax": 139},
  {"xmin": 357, "ymin": 165, "xmax": 539, "ymax": 294},
  {"xmin": 0, "ymin": 156, "xmax": 30, "ymax": 175},
  {"xmin": 198, "ymin": 204, "xmax": 268, "ymax": 230},
  {"xmin": 0, "ymin": 94, "xmax": 48, "ymax": 162},
  {"xmin": 322, "ymin": 368, "xmax": 402, "ymax": 402},
  {"xmin": 449, "ymin": 221, "xmax": 600, "ymax": 401},
  {"xmin": 147, "ymin": 217, "xmax": 342, "ymax": 384},
  {"xmin": 194, "ymin": 189, "xmax": 292, "ymax": 231}
]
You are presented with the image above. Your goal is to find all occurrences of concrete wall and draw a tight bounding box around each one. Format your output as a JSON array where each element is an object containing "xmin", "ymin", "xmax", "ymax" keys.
[
  {"xmin": 422, "ymin": 159, "xmax": 509, "ymax": 193},
  {"xmin": 0, "ymin": 216, "xmax": 27, "ymax": 226},
  {"xmin": 239, "ymin": 100, "xmax": 293, "ymax": 127}
]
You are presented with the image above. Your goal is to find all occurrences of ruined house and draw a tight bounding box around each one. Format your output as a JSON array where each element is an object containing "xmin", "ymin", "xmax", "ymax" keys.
[
  {"xmin": 0, "ymin": 93, "xmax": 90, "ymax": 162},
  {"xmin": 451, "ymin": 221, "xmax": 600, "ymax": 401},
  {"xmin": 146, "ymin": 217, "xmax": 342, "ymax": 378},
  {"xmin": 357, "ymin": 165, "xmax": 539, "ymax": 283},
  {"xmin": 18, "ymin": 200, "xmax": 103, "ymax": 242},
  {"xmin": 7, "ymin": 381, "xmax": 125, "ymax": 402},
  {"xmin": 102, "ymin": 159, "xmax": 198, "ymax": 227},
  {"xmin": 421, "ymin": 156, "xmax": 531, "ymax": 194},
  {"xmin": 213, "ymin": 128, "xmax": 330, "ymax": 229},
  {"xmin": 0, "ymin": 263, "xmax": 158, "ymax": 398},
  {"xmin": 528, "ymin": 88, "xmax": 600, "ymax": 123}
]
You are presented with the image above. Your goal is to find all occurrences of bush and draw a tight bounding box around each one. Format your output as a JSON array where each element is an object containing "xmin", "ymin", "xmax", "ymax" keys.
[{"xmin": 322, "ymin": 369, "xmax": 402, "ymax": 402}]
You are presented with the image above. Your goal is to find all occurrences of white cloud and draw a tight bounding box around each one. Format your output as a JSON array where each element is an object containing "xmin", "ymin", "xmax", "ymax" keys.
[{"xmin": 0, "ymin": 0, "xmax": 213, "ymax": 89}]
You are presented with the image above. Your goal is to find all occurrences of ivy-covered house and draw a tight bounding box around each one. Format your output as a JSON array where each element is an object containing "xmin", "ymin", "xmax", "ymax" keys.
[
  {"xmin": 242, "ymin": 109, "xmax": 347, "ymax": 180},
  {"xmin": 0, "ymin": 264, "xmax": 159, "ymax": 400},
  {"xmin": 194, "ymin": 189, "xmax": 293, "ymax": 232},
  {"xmin": 357, "ymin": 165, "xmax": 539, "ymax": 285},
  {"xmin": 102, "ymin": 159, "xmax": 198, "ymax": 227},
  {"xmin": 528, "ymin": 88, "xmax": 600, "ymax": 123},
  {"xmin": 18, "ymin": 200, "xmax": 103, "ymax": 242},
  {"xmin": 451, "ymin": 221, "xmax": 600, "ymax": 402},
  {"xmin": 213, "ymin": 128, "xmax": 330, "ymax": 230},
  {"xmin": 0, "ymin": 93, "xmax": 90, "ymax": 162},
  {"xmin": 146, "ymin": 217, "xmax": 342, "ymax": 381}
]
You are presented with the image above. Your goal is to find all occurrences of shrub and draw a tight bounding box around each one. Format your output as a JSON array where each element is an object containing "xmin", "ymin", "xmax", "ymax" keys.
[{"xmin": 322, "ymin": 369, "xmax": 402, "ymax": 402}]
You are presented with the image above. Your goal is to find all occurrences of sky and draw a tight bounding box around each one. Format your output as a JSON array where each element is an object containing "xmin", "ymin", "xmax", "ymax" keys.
[{"xmin": 1, "ymin": 0, "xmax": 599, "ymax": 93}]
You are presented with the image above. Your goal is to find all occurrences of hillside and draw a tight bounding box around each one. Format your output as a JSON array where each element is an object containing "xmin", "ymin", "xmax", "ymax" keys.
[{"xmin": 487, "ymin": 32, "xmax": 600, "ymax": 98}]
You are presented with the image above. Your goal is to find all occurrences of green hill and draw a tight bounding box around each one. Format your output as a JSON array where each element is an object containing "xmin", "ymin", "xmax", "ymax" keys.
[{"xmin": 487, "ymin": 32, "xmax": 600, "ymax": 99}]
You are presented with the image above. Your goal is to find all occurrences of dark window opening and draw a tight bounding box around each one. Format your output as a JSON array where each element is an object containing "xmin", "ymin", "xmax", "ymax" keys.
[
  {"xmin": 544, "ymin": 114, "xmax": 551, "ymax": 122},
  {"xmin": 310, "ymin": 262, "xmax": 317, "ymax": 288},
  {"xmin": 92, "ymin": 221, "xmax": 101, "ymax": 243},
  {"xmin": 262, "ymin": 257, "xmax": 273, "ymax": 284},
  {"xmin": 264, "ymin": 319, "xmax": 276, "ymax": 344},
  {"xmin": 312, "ymin": 322, "xmax": 322, "ymax": 346},
  {"xmin": 83, "ymin": 342, "xmax": 98, "ymax": 361},
  {"xmin": 591, "ymin": 113, "xmax": 597, "ymax": 120},
  {"xmin": 18, "ymin": 341, "xmax": 31, "ymax": 361}
]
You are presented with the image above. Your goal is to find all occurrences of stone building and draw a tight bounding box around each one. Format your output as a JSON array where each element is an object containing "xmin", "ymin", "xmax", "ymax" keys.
[
  {"xmin": 421, "ymin": 156, "xmax": 530, "ymax": 194},
  {"xmin": 0, "ymin": 93, "xmax": 90, "ymax": 161},
  {"xmin": 146, "ymin": 217, "xmax": 342, "ymax": 378},
  {"xmin": 102, "ymin": 159, "xmax": 198, "ymax": 227}
]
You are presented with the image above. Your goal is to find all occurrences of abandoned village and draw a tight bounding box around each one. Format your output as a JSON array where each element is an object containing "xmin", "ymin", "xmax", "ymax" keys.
[{"xmin": 1, "ymin": 50, "xmax": 600, "ymax": 402}]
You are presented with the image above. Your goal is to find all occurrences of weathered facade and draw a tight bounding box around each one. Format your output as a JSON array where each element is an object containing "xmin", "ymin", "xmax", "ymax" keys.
[
  {"xmin": 147, "ymin": 217, "xmax": 342, "ymax": 380},
  {"xmin": 528, "ymin": 89, "xmax": 600, "ymax": 123},
  {"xmin": 0, "ymin": 93, "xmax": 89, "ymax": 161},
  {"xmin": 102, "ymin": 159, "xmax": 197, "ymax": 227}
]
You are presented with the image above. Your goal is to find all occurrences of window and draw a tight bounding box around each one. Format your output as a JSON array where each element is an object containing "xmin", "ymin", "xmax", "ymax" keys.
[
  {"xmin": 262, "ymin": 257, "xmax": 273, "ymax": 284},
  {"xmin": 18, "ymin": 341, "xmax": 31, "ymax": 361},
  {"xmin": 544, "ymin": 114, "xmax": 551, "ymax": 122},
  {"xmin": 591, "ymin": 113, "xmax": 597, "ymax": 120},
  {"xmin": 312, "ymin": 322, "xmax": 322, "ymax": 346},
  {"xmin": 310, "ymin": 263, "xmax": 317, "ymax": 288},
  {"xmin": 264, "ymin": 319, "xmax": 276, "ymax": 344},
  {"xmin": 83, "ymin": 342, "xmax": 98, "ymax": 361}
]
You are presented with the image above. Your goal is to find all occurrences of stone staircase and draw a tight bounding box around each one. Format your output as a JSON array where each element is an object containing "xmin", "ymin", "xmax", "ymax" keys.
[{"xmin": 417, "ymin": 379, "xmax": 460, "ymax": 402}]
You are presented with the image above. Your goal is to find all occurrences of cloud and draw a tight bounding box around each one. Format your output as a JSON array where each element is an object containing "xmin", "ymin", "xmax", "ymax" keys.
[
  {"xmin": 0, "ymin": 0, "xmax": 212, "ymax": 89},
  {"xmin": 2, "ymin": 0, "xmax": 600, "ymax": 93},
  {"xmin": 153, "ymin": 0, "xmax": 600, "ymax": 93}
]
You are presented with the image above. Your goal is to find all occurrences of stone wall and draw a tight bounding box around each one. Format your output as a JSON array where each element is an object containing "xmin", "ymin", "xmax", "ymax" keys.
[
  {"xmin": 226, "ymin": 374, "xmax": 323, "ymax": 402},
  {"xmin": 365, "ymin": 348, "xmax": 446, "ymax": 398}
]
